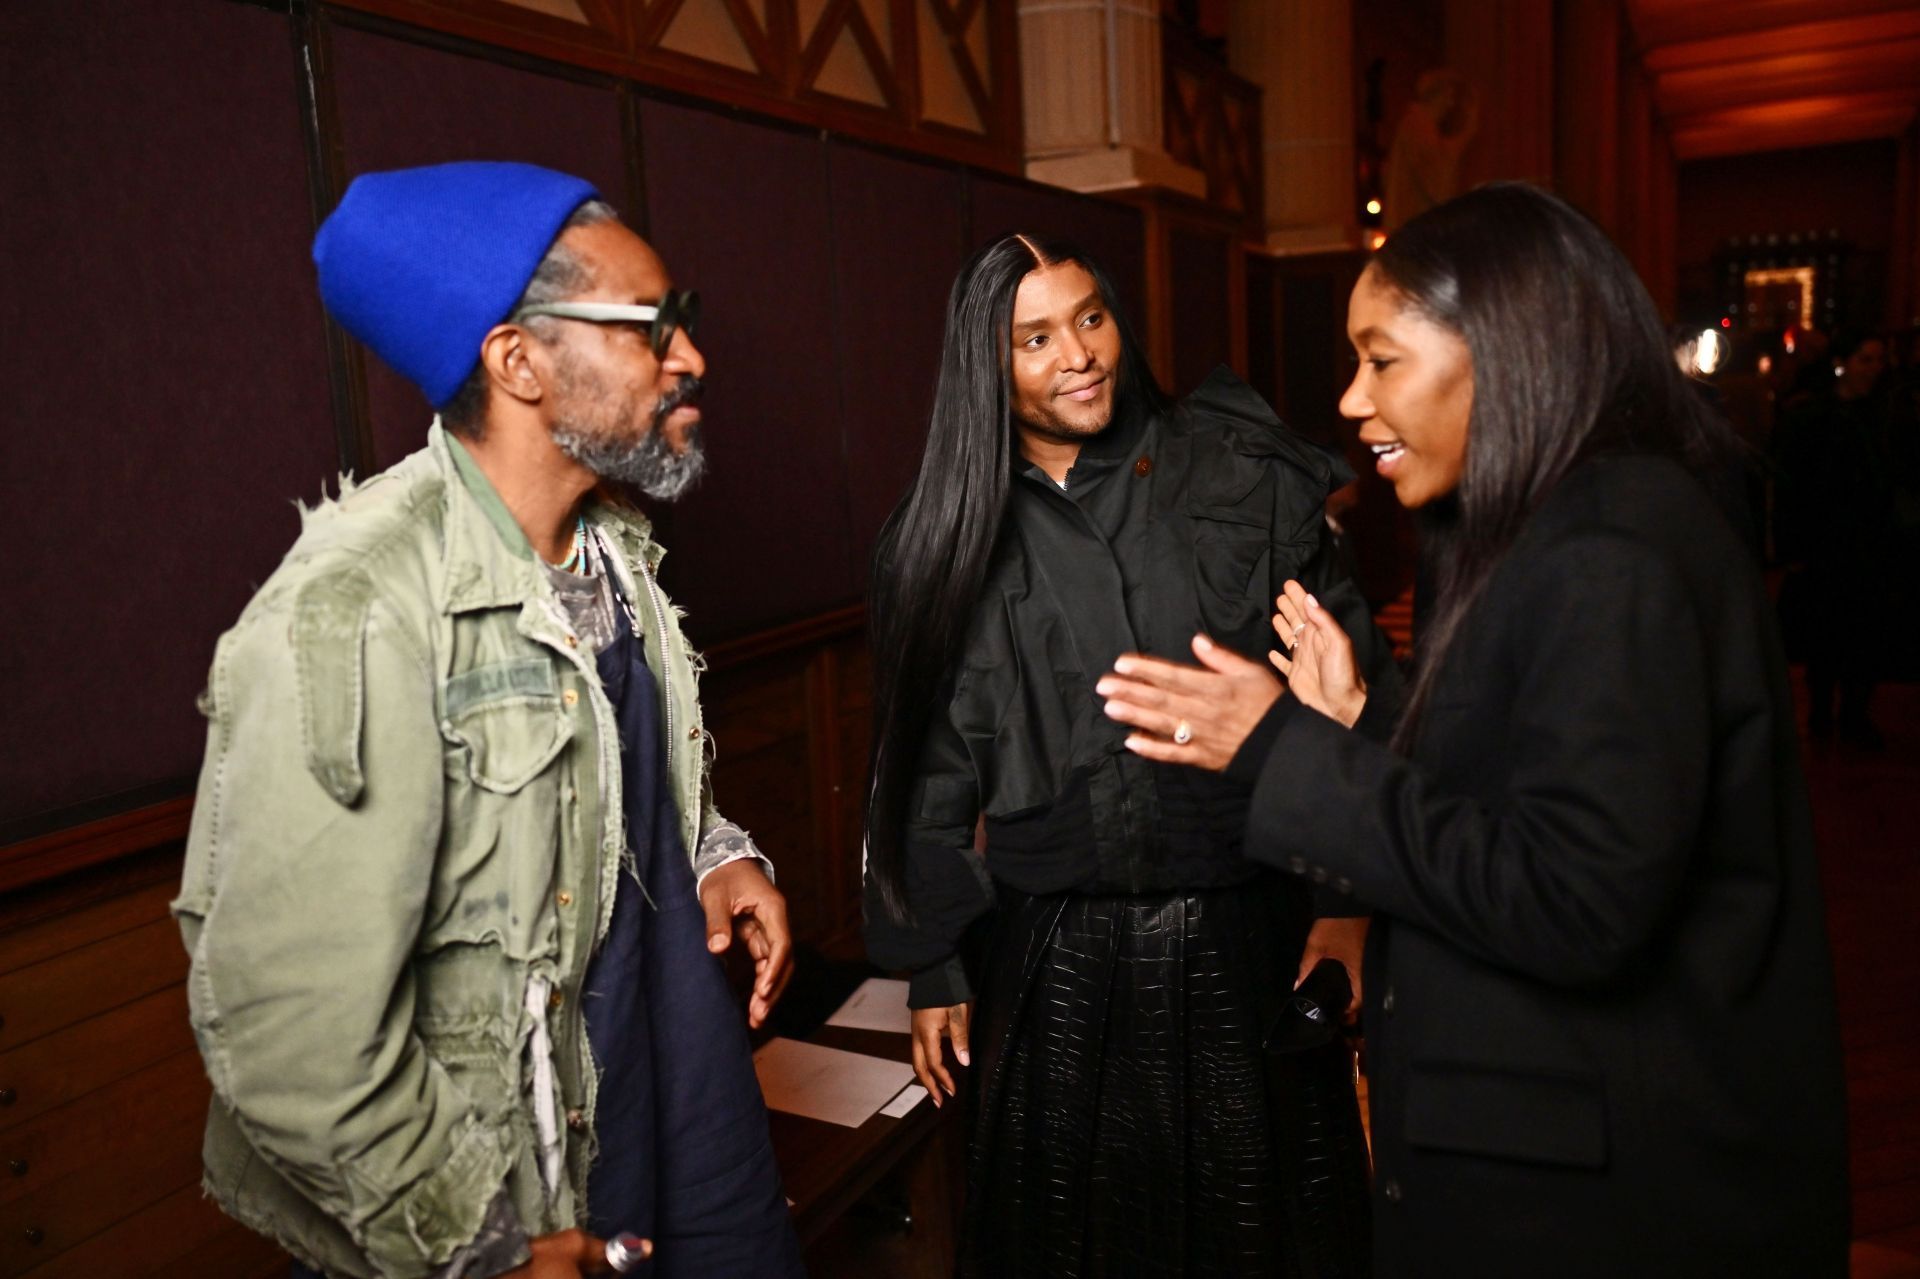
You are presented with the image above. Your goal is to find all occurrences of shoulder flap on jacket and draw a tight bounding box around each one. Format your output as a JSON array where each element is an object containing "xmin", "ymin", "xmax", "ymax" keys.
[
  {"xmin": 1179, "ymin": 364, "xmax": 1355, "ymax": 494},
  {"xmin": 293, "ymin": 568, "xmax": 376, "ymax": 806}
]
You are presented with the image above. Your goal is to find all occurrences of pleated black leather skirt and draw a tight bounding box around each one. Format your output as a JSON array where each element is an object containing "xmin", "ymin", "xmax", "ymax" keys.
[{"xmin": 958, "ymin": 881, "xmax": 1371, "ymax": 1278}]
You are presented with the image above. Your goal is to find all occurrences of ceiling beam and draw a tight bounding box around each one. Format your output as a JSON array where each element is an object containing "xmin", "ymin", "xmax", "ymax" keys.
[
  {"xmin": 1654, "ymin": 37, "xmax": 1920, "ymax": 118},
  {"xmin": 1627, "ymin": 0, "xmax": 1916, "ymax": 50},
  {"xmin": 1673, "ymin": 107, "xmax": 1916, "ymax": 159},
  {"xmin": 1642, "ymin": 9, "xmax": 1920, "ymax": 71}
]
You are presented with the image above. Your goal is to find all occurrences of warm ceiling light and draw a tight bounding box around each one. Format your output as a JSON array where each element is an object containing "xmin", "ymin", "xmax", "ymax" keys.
[{"xmin": 1365, "ymin": 198, "xmax": 1382, "ymax": 216}]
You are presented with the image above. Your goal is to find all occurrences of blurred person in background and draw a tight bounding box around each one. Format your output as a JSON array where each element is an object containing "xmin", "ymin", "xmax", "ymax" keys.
[{"xmin": 1774, "ymin": 330, "xmax": 1896, "ymax": 745}]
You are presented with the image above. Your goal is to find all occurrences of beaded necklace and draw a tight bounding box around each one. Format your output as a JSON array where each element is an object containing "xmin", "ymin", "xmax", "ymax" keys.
[{"xmin": 553, "ymin": 514, "xmax": 590, "ymax": 574}]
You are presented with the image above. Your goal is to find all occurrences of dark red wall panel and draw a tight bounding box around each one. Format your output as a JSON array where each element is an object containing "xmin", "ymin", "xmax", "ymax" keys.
[
  {"xmin": 638, "ymin": 99, "xmax": 854, "ymax": 641},
  {"xmin": 824, "ymin": 142, "xmax": 967, "ymax": 590},
  {"xmin": 325, "ymin": 18, "xmax": 630, "ymax": 471},
  {"xmin": 1169, "ymin": 225, "xmax": 1231, "ymax": 398},
  {"xmin": 0, "ymin": 0, "xmax": 337, "ymax": 831}
]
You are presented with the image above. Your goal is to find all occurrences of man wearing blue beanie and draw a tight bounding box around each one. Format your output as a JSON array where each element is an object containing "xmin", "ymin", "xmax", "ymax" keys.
[{"xmin": 176, "ymin": 161, "xmax": 805, "ymax": 1279}]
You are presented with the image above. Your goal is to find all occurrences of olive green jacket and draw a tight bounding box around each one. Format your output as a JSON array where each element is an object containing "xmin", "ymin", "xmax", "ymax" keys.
[{"xmin": 173, "ymin": 425, "xmax": 767, "ymax": 1278}]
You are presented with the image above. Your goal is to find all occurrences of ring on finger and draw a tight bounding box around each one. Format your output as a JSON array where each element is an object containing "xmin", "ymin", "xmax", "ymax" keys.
[{"xmin": 1173, "ymin": 720, "xmax": 1194, "ymax": 745}]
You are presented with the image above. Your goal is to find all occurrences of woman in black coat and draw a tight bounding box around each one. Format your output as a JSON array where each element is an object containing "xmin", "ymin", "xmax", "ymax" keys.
[{"xmin": 1096, "ymin": 184, "xmax": 1850, "ymax": 1276}]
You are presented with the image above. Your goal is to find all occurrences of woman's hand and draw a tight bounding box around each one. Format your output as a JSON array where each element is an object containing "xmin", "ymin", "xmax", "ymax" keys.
[
  {"xmin": 1297, "ymin": 916, "xmax": 1368, "ymax": 1023},
  {"xmin": 1272, "ymin": 581, "xmax": 1367, "ymax": 728},
  {"xmin": 1097, "ymin": 634, "xmax": 1284, "ymax": 770},
  {"xmin": 911, "ymin": 1002, "xmax": 971, "ymax": 1107}
]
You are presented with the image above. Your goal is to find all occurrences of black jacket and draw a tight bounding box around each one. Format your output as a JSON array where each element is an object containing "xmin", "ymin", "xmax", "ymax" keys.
[
  {"xmin": 1236, "ymin": 454, "xmax": 1849, "ymax": 1275},
  {"xmin": 866, "ymin": 368, "xmax": 1401, "ymax": 1007}
]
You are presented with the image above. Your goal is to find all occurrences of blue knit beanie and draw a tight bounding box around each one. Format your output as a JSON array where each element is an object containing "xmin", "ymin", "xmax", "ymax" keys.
[{"xmin": 313, "ymin": 161, "xmax": 600, "ymax": 407}]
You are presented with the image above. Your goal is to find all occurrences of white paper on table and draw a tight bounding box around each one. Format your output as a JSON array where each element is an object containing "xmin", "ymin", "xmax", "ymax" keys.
[
  {"xmin": 752, "ymin": 1037, "xmax": 917, "ymax": 1128},
  {"xmin": 823, "ymin": 977, "xmax": 912, "ymax": 1035},
  {"xmin": 879, "ymin": 1083, "xmax": 928, "ymax": 1118}
]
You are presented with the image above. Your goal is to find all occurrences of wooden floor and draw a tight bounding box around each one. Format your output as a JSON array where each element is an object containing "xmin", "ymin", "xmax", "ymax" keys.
[{"xmin": 1804, "ymin": 677, "xmax": 1920, "ymax": 1278}]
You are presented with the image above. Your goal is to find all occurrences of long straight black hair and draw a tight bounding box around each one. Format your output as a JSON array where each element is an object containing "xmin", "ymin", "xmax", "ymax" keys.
[
  {"xmin": 864, "ymin": 234, "xmax": 1167, "ymax": 918},
  {"xmin": 1376, "ymin": 183, "xmax": 1737, "ymax": 749}
]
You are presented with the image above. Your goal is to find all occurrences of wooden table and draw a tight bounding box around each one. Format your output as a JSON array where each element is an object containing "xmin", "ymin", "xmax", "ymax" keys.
[{"xmin": 766, "ymin": 1024, "xmax": 965, "ymax": 1277}]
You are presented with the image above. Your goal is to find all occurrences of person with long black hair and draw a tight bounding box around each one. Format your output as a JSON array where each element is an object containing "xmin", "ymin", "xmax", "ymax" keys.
[
  {"xmin": 863, "ymin": 232, "xmax": 1397, "ymax": 1275},
  {"xmin": 1097, "ymin": 184, "xmax": 1850, "ymax": 1275}
]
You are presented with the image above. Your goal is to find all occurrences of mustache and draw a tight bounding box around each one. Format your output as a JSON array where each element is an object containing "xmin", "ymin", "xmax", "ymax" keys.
[{"xmin": 653, "ymin": 375, "xmax": 704, "ymax": 423}]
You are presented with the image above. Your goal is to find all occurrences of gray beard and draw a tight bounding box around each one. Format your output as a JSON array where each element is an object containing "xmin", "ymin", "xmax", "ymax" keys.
[
  {"xmin": 548, "ymin": 354, "xmax": 707, "ymax": 501},
  {"xmin": 552, "ymin": 417, "xmax": 706, "ymax": 501}
]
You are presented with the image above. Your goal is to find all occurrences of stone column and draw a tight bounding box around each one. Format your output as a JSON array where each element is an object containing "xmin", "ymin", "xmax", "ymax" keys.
[
  {"xmin": 1228, "ymin": 0, "xmax": 1358, "ymax": 255},
  {"xmin": 1019, "ymin": 0, "xmax": 1206, "ymax": 198}
]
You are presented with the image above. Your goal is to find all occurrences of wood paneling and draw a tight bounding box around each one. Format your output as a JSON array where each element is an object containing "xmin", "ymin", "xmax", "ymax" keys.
[
  {"xmin": 1162, "ymin": 21, "xmax": 1263, "ymax": 229},
  {"xmin": 638, "ymin": 97, "xmax": 856, "ymax": 638},
  {"xmin": 824, "ymin": 142, "xmax": 967, "ymax": 583},
  {"xmin": 0, "ymin": 857, "xmax": 280, "ymax": 1276},
  {"xmin": 703, "ymin": 616, "xmax": 870, "ymax": 954},
  {"xmin": 0, "ymin": 0, "xmax": 338, "ymax": 835},
  {"xmin": 326, "ymin": 0, "xmax": 1022, "ymax": 172}
]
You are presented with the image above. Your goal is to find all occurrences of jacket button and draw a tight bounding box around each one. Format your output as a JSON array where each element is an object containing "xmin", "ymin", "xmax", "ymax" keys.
[
  {"xmin": 1310, "ymin": 866, "xmax": 1329, "ymax": 885},
  {"xmin": 1382, "ymin": 986, "xmax": 1396, "ymax": 1014},
  {"xmin": 1383, "ymin": 1178, "xmax": 1403, "ymax": 1203},
  {"xmin": 1286, "ymin": 856, "xmax": 1307, "ymax": 875},
  {"xmin": 566, "ymin": 1108, "xmax": 586, "ymax": 1131},
  {"xmin": 549, "ymin": 990, "xmax": 565, "ymax": 1010},
  {"xmin": 1133, "ymin": 456, "xmax": 1153, "ymax": 477},
  {"xmin": 1334, "ymin": 876, "xmax": 1353, "ymax": 895},
  {"xmin": 556, "ymin": 891, "xmax": 573, "ymax": 907},
  {"xmin": 688, "ymin": 726, "xmax": 701, "ymax": 740},
  {"xmin": 564, "ymin": 635, "xmax": 579, "ymax": 648},
  {"xmin": 562, "ymin": 689, "xmax": 579, "ymax": 707}
]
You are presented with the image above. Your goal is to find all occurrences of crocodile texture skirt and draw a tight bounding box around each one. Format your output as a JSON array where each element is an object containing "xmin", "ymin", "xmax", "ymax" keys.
[{"xmin": 958, "ymin": 881, "xmax": 1371, "ymax": 1278}]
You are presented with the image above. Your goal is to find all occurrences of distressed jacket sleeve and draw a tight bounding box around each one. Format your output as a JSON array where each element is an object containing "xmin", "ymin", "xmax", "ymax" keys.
[
  {"xmin": 863, "ymin": 706, "xmax": 994, "ymax": 1009},
  {"xmin": 694, "ymin": 732, "xmax": 775, "ymax": 889},
  {"xmin": 176, "ymin": 572, "xmax": 521, "ymax": 1278}
]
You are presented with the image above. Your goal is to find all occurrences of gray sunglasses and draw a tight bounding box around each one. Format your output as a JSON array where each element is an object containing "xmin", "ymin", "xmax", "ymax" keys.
[{"xmin": 512, "ymin": 288, "xmax": 701, "ymax": 357}]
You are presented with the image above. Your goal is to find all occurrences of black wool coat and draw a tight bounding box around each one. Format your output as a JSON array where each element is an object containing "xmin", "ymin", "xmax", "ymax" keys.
[{"xmin": 1236, "ymin": 453, "xmax": 1849, "ymax": 1276}]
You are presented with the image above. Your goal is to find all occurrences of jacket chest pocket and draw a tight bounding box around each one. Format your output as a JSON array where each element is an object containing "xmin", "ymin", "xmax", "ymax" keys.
[
  {"xmin": 433, "ymin": 659, "xmax": 575, "ymax": 957},
  {"xmin": 1190, "ymin": 508, "xmax": 1272, "ymax": 640},
  {"xmin": 441, "ymin": 659, "xmax": 574, "ymax": 793}
]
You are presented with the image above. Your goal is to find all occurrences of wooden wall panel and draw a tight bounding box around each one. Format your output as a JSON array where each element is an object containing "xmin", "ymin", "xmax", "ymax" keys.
[
  {"xmin": 638, "ymin": 98, "xmax": 856, "ymax": 639},
  {"xmin": 324, "ymin": 0, "xmax": 1022, "ymax": 173},
  {"xmin": 325, "ymin": 16, "xmax": 633, "ymax": 470},
  {"xmin": 0, "ymin": 0, "xmax": 339, "ymax": 838},
  {"xmin": 823, "ymin": 141, "xmax": 967, "ymax": 583},
  {"xmin": 0, "ymin": 856, "xmax": 285, "ymax": 1277},
  {"xmin": 1169, "ymin": 224, "xmax": 1233, "ymax": 398},
  {"xmin": 702, "ymin": 623, "xmax": 870, "ymax": 955}
]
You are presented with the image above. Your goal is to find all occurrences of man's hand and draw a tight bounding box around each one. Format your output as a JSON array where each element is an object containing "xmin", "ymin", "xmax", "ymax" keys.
[
  {"xmin": 911, "ymin": 1003, "xmax": 971, "ymax": 1107},
  {"xmin": 1297, "ymin": 916, "xmax": 1368, "ymax": 1023},
  {"xmin": 502, "ymin": 1229, "xmax": 638, "ymax": 1277},
  {"xmin": 699, "ymin": 859, "xmax": 793, "ymax": 1028}
]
